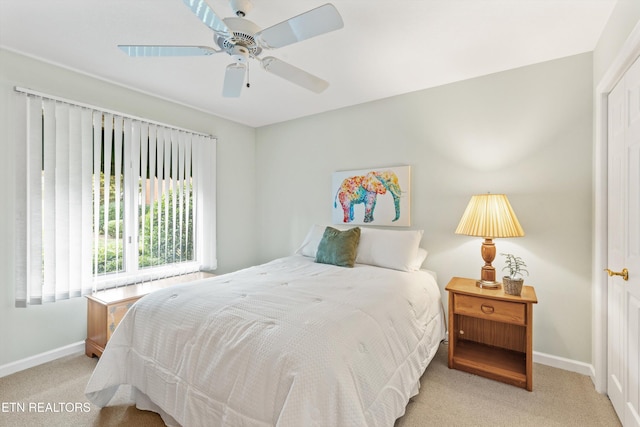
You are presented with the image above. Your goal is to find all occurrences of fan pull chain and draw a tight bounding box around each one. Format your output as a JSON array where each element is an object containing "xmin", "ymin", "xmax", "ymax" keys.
[{"xmin": 246, "ymin": 62, "xmax": 251, "ymax": 89}]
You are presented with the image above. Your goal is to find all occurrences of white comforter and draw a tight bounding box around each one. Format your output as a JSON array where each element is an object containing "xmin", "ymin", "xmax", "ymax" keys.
[{"xmin": 85, "ymin": 255, "xmax": 445, "ymax": 427}]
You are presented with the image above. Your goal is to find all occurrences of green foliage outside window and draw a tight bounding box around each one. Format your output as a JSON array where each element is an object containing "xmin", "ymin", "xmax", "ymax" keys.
[
  {"xmin": 94, "ymin": 173, "xmax": 194, "ymax": 275},
  {"xmin": 139, "ymin": 185, "xmax": 194, "ymax": 268}
]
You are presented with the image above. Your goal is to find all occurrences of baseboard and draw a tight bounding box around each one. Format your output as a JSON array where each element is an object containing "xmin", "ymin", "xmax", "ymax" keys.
[
  {"xmin": 0, "ymin": 341, "xmax": 85, "ymax": 378},
  {"xmin": 533, "ymin": 350, "xmax": 593, "ymax": 376}
]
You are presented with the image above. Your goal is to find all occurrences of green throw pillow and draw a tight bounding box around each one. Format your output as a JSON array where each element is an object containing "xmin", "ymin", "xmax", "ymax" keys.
[{"xmin": 315, "ymin": 227, "xmax": 361, "ymax": 268}]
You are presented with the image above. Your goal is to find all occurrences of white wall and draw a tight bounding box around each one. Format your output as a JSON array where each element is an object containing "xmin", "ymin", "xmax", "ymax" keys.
[
  {"xmin": 255, "ymin": 53, "xmax": 594, "ymax": 363},
  {"xmin": 593, "ymin": 0, "xmax": 640, "ymax": 84},
  {"xmin": 0, "ymin": 49, "xmax": 257, "ymax": 366}
]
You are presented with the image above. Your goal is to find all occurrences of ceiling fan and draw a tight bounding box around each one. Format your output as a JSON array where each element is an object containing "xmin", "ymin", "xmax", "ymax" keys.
[{"xmin": 118, "ymin": 0, "xmax": 344, "ymax": 97}]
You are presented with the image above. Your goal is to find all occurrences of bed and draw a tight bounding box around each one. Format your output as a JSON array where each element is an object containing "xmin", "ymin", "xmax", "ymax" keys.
[{"xmin": 85, "ymin": 226, "xmax": 446, "ymax": 426}]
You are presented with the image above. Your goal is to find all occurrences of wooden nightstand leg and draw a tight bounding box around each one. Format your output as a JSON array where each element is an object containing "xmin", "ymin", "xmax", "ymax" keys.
[
  {"xmin": 448, "ymin": 291, "xmax": 455, "ymax": 369},
  {"xmin": 526, "ymin": 303, "xmax": 533, "ymax": 391},
  {"xmin": 85, "ymin": 338, "xmax": 103, "ymax": 358}
]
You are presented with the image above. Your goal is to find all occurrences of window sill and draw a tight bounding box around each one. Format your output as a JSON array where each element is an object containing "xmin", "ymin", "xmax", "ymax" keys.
[
  {"xmin": 94, "ymin": 261, "xmax": 206, "ymax": 291},
  {"xmin": 88, "ymin": 271, "xmax": 215, "ymax": 304}
]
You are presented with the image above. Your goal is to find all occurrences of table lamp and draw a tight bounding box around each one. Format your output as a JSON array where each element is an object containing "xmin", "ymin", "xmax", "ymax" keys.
[{"xmin": 455, "ymin": 193, "xmax": 525, "ymax": 288}]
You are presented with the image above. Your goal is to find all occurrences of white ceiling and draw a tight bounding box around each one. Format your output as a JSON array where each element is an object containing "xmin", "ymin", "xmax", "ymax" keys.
[{"xmin": 0, "ymin": 0, "xmax": 617, "ymax": 128}]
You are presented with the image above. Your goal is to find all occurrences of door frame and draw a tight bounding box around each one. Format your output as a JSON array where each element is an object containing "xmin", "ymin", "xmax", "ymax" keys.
[{"xmin": 593, "ymin": 20, "xmax": 640, "ymax": 394}]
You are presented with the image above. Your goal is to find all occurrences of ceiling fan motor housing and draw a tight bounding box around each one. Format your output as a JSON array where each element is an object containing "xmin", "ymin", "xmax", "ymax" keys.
[{"xmin": 216, "ymin": 17, "xmax": 262, "ymax": 60}]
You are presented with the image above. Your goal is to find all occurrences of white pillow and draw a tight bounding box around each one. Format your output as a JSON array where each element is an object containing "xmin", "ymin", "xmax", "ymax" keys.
[
  {"xmin": 355, "ymin": 228, "xmax": 424, "ymax": 272},
  {"xmin": 409, "ymin": 248, "xmax": 429, "ymax": 271},
  {"xmin": 296, "ymin": 225, "xmax": 426, "ymax": 272},
  {"xmin": 295, "ymin": 224, "xmax": 327, "ymax": 258},
  {"xmin": 296, "ymin": 224, "xmax": 351, "ymax": 258}
]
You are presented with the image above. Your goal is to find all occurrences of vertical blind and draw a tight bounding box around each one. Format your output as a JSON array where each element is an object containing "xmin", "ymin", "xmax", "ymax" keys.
[{"xmin": 14, "ymin": 89, "xmax": 217, "ymax": 307}]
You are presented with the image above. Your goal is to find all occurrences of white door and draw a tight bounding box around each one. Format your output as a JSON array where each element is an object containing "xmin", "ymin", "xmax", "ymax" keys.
[{"xmin": 608, "ymin": 53, "xmax": 640, "ymax": 427}]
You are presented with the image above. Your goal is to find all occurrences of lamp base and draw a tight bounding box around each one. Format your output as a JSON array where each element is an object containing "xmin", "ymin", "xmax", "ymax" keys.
[{"xmin": 476, "ymin": 280, "xmax": 501, "ymax": 289}]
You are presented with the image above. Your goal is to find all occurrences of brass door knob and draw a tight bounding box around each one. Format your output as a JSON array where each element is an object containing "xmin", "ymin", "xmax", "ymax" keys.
[{"xmin": 604, "ymin": 268, "xmax": 629, "ymax": 281}]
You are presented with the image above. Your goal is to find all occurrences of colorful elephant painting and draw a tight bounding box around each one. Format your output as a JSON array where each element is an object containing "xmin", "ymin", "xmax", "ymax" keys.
[{"xmin": 334, "ymin": 170, "xmax": 402, "ymax": 223}]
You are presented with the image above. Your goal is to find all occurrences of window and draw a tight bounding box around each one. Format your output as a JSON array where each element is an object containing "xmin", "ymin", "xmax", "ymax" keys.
[{"xmin": 14, "ymin": 90, "xmax": 216, "ymax": 307}]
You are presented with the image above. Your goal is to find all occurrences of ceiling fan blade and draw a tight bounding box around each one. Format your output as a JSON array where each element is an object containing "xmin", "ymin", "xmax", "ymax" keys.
[
  {"xmin": 223, "ymin": 63, "xmax": 246, "ymax": 97},
  {"xmin": 256, "ymin": 3, "xmax": 344, "ymax": 49},
  {"xmin": 261, "ymin": 57, "xmax": 329, "ymax": 93},
  {"xmin": 182, "ymin": 0, "xmax": 232, "ymax": 39},
  {"xmin": 118, "ymin": 45, "xmax": 220, "ymax": 57}
]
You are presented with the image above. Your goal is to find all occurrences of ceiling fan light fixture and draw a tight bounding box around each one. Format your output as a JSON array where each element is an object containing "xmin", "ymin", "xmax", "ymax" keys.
[{"xmin": 231, "ymin": 45, "xmax": 249, "ymax": 63}]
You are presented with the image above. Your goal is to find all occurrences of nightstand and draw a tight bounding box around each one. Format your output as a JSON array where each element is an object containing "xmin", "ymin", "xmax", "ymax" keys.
[
  {"xmin": 445, "ymin": 277, "xmax": 538, "ymax": 391},
  {"xmin": 85, "ymin": 271, "xmax": 214, "ymax": 358}
]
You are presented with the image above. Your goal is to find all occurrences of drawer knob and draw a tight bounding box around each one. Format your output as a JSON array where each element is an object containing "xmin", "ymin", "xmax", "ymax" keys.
[{"xmin": 480, "ymin": 304, "xmax": 495, "ymax": 314}]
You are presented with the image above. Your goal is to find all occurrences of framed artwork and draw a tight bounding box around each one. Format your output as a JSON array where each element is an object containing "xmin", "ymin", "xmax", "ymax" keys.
[{"xmin": 332, "ymin": 165, "xmax": 411, "ymax": 227}]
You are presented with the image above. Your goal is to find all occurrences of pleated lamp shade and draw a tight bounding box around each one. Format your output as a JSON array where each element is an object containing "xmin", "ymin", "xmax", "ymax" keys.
[
  {"xmin": 455, "ymin": 194, "xmax": 524, "ymax": 238},
  {"xmin": 455, "ymin": 194, "xmax": 524, "ymax": 288}
]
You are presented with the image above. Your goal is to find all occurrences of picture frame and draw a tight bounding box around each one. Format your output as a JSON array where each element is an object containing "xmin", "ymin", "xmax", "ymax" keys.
[{"xmin": 332, "ymin": 165, "xmax": 411, "ymax": 227}]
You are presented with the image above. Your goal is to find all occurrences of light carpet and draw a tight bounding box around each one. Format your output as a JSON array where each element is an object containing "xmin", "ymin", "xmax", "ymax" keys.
[{"xmin": 0, "ymin": 343, "xmax": 620, "ymax": 426}]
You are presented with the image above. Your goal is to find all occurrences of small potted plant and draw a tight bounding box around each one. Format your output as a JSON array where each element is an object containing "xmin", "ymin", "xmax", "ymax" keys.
[{"xmin": 501, "ymin": 253, "xmax": 528, "ymax": 296}]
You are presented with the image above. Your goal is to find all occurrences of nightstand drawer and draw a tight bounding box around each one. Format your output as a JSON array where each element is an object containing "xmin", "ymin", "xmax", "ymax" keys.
[{"xmin": 454, "ymin": 294, "xmax": 525, "ymax": 325}]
